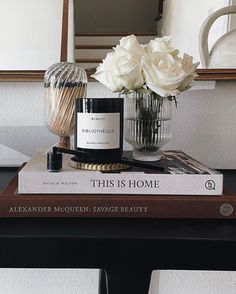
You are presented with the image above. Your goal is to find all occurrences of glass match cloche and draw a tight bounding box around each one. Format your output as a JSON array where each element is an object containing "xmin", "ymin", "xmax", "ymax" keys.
[{"xmin": 44, "ymin": 62, "xmax": 87, "ymax": 148}]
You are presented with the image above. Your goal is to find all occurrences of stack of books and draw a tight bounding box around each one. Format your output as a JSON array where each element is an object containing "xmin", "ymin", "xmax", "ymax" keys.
[{"xmin": 0, "ymin": 149, "xmax": 234, "ymax": 219}]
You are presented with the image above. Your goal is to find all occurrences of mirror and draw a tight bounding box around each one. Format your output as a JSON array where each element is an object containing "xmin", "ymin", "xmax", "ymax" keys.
[
  {"xmin": 1, "ymin": 0, "xmax": 236, "ymax": 81},
  {"xmin": 75, "ymin": 0, "xmax": 236, "ymax": 80}
]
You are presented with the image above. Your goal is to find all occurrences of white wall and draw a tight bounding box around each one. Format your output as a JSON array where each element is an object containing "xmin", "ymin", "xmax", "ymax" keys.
[
  {"xmin": 1, "ymin": 80, "xmax": 236, "ymax": 169},
  {"xmin": 1, "ymin": 268, "xmax": 236, "ymax": 294},
  {"xmin": 0, "ymin": 269, "xmax": 99, "ymax": 294},
  {"xmin": 152, "ymin": 270, "xmax": 236, "ymax": 294}
]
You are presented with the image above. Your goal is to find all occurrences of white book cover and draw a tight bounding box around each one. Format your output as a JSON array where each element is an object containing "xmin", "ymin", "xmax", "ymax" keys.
[{"xmin": 18, "ymin": 150, "xmax": 223, "ymax": 195}]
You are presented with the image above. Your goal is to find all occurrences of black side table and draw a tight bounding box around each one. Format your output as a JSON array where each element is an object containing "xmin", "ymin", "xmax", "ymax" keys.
[{"xmin": 1, "ymin": 169, "xmax": 236, "ymax": 294}]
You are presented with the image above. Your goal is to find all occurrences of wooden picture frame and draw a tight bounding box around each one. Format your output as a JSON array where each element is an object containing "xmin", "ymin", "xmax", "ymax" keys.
[
  {"xmin": 1, "ymin": 69, "xmax": 236, "ymax": 83},
  {"xmin": 196, "ymin": 69, "xmax": 236, "ymax": 81}
]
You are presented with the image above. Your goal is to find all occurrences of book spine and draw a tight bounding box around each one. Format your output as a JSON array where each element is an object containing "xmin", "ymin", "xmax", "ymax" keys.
[
  {"xmin": 0, "ymin": 196, "xmax": 235, "ymax": 218},
  {"xmin": 18, "ymin": 173, "xmax": 223, "ymax": 195}
]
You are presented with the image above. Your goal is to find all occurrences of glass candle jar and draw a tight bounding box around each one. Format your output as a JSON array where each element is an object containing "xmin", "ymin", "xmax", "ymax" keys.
[{"xmin": 75, "ymin": 98, "xmax": 124, "ymax": 163}]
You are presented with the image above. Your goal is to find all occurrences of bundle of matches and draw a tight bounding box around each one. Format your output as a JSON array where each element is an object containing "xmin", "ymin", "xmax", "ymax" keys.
[{"xmin": 44, "ymin": 63, "xmax": 87, "ymax": 148}]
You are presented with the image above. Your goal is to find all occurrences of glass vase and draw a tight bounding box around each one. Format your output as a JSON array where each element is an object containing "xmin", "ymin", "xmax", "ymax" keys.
[{"xmin": 124, "ymin": 92, "xmax": 172, "ymax": 161}]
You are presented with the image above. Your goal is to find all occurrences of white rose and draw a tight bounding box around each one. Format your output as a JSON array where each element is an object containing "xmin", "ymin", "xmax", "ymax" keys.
[
  {"xmin": 91, "ymin": 43, "xmax": 144, "ymax": 92},
  {"xmin": 147, "ymin": 36, "xmax": 179, "ymax": 57},
  {"xmin": 114, "ymin": 45, "xmax": 144, "ymax": 90},
  {"xmin": 142, "ymin": 52, "xmax": 192, "ymax": 97},
  {"xmin": 178, "ymin": 53, "xmax": 200, "ymax": 91},
  {"xmin": 119, "ymin": 34, "xmax": 146, "ymax": 59},
  {"xmin": 92, "ymin": 34, "xmax": 199, "ymax": 95},
  {"xmin": 91, "ymin": 52, "xmax": 124, "ymax": 92}
]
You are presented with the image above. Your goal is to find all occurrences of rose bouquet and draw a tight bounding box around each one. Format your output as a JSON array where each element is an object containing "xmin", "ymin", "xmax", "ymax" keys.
[
  {"xmin": 91, "ymin": 34, "xmax": 199, "ymax": 97},
  {"xmin": 91, "ymin": 35, "xmax": 199, "ymax": 161}
]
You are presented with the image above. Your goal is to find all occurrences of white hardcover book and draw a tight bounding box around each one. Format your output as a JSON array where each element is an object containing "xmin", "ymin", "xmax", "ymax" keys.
[{"xmin": 18, "ymin": 150, "xmax": 223, "ymax": 195}]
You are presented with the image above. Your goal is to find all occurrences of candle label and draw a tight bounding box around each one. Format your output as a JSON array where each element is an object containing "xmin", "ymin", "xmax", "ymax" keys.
[{"xmin": 77, "ymin": 113, "xmax": 120, "ymax": 149}]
